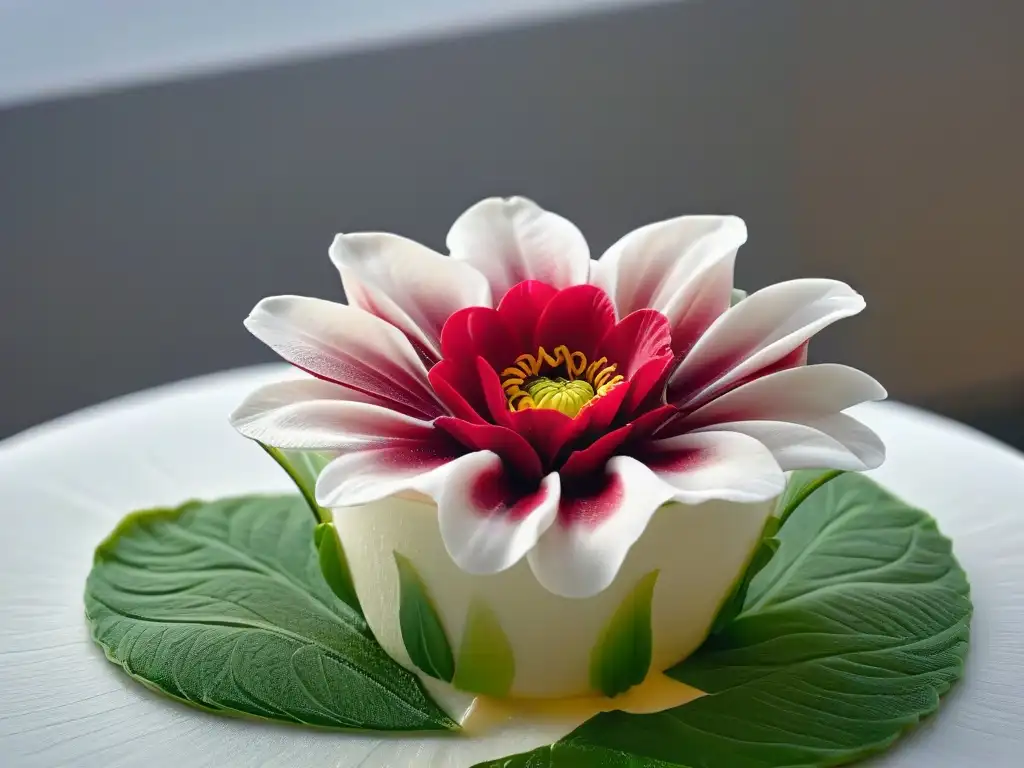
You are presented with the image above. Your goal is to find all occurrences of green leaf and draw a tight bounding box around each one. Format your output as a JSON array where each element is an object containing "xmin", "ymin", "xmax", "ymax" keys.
[
  {"xmin": 480, "ymin": 472, "xmax": 971, "ymax": 767},
  {"xmin": 394, "ymin": 552, "xmax": 456, "ymax": 682},
  {"xmin": 258, "ymin": 443, "xmax": 332, "ymax": 522},
  {"xmin": 259, "ymin": 443, "xmax": 362, "ymax": 616},
  {"xmin": 452, "ymin": 597, "xmax": 516, "ymax": 697},
  {"xmin": 84, "ymin": 495, "xmax": 457, "ymax": 731},
  {"xmin": 710, "ymin": 470, "xmax": 844, "ymax": 634},
  {"xmin": 589, "ymin": 570, "xmax": 659, "ymax": 697},
  {"xmin": 774, "ymin": 468, "xmax": 845, "ymax": 525}
]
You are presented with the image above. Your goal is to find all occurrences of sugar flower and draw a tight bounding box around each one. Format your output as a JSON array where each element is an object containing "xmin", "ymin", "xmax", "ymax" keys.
[{"xmin": 231, "ymin": 197, "xmax": 885, "ymax": 598}]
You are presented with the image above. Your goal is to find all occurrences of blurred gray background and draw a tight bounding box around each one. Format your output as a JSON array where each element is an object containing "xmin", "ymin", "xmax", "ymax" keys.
[{"xmin": 1, "ymin": 0, "xmax": 1022, "ymax": 445}]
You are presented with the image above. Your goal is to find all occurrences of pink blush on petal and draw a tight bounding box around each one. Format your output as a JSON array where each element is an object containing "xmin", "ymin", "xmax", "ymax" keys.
[
  {"xmin": 557, "ymin": 472, "xmax": 625, "ymax": 527},
  {"xmin": 470, "ymin": 466, "xmax": 549, "ymax": 522},
  {"xmin": 345, "ymin": 281, "xmax": 439, "ymax": 364},
  {"xmin": 640, "ymin": 445, "xmax": 710, "ymax": 475},
  {"xmin": 375, "ymin": 438, "xmax": 463, "ymax": 472}
]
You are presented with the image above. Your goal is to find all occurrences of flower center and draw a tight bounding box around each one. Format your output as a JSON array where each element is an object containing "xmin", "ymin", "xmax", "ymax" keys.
[
  {"xmin": 525, "ymin": 378, "xmax": 595, "ymax": 418},
  {"xmin": 500, "ymin": 345, "xmax": 624, "ymax": 418}
]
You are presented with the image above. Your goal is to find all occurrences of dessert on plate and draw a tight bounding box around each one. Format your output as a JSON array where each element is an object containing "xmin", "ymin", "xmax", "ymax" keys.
[{"xmin": 229, "ymin": 197, "xmax": 886, "ymax": 700}]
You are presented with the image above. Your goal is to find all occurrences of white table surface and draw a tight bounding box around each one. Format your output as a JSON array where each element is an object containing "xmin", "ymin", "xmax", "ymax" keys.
[{"xmin": 1, "ymin": 365, "xmax": 1022, "ymax": 767}]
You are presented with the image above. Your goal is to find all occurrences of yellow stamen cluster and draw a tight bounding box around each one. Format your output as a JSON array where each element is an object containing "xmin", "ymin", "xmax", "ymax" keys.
[{"xmin": 500, "ymin": 344, "xmax": 624, "ymax": 418}]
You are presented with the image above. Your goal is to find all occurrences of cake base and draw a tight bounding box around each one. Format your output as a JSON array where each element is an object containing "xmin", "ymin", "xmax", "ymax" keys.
[{"xmin": 333, "ymin": 492, "xmax": 773, "ymax": 699}]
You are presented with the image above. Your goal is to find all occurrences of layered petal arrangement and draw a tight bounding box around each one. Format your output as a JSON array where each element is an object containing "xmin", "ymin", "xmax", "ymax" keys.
[{"xmin": 232, "ymin": 197, "xmax": 885, "ymax": 598}]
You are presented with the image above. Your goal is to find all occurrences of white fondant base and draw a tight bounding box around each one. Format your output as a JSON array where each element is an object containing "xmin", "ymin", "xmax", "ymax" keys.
[{"xmin": 333, "ymin": 494, "xmax": 773, "ymax": 698}]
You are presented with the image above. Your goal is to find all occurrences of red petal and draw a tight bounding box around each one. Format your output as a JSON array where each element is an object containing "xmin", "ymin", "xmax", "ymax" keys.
[
  {"xmin": 575, "ymin": 380, "xmax": 629, "ymax": 435},
  {"xmin": 475, "ymin": 357, "xmax": 515, "ymax": 426},
  {"xmin": 436, "ymin": 417, "xmax": 543, "ymax": 482},
  {"xmin": 506, "ymin": 407, "xmax": 577, "ymax": 468},
  {"xmin": 619, "ymin": 356, "xmax": 673, "ymax": 416},
  {"xmin": 496, "ymin": 280, "xmax": 559, "ymax": 352},
  {"xmin": 440, "ymin": 306, "xmax": 517, "ymax": 369},
  {"xmin": 598, "ymin": 308, "xmax": 674, "ymax": 418},
  {"xmin": 559, "ymin": 424, "xmax": 634, "ymax": 479},
  {"xmin": 428, "ymin": 360, "xmax": 489, "ymax": 424},
  {"xmin": 533, "ymin": 284, "xmax": 616, "ymax": 361},
  {"xmin": 559, "ymin": 404, "xmax": 676, "ymax": 479},
  {"xmin": 629, "ymin": 404, "xmax": 679, "ymax": 441},
  {"xmin": 600, "ymin": 308, "xmax": 673, "ymax": 377}
]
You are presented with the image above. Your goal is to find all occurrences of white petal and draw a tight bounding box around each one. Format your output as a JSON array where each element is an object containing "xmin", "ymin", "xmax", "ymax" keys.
[
  {"xmin": 230, "ymin": 377, "xmax": 435, "ymax": 451},
  {"xmin": 528, "ymin": 456, "xmax": 677, "ymax": 598},
  {"xmin": 417, "ymin": 451, "xmax": 560, "ymax": 575},
  {"xmin": 678, "ymin": 364, "xmax": 887, "ymax": 429},
  {"xmin": 643, "ymin": 431, "xmax": 786, "ymax": 503},
  {"xmin": 668, "ymin": 279, "xmax": 865, "ymax": 408},
  {"xmin": 446, "ymin": 197, "xmax": 590, "ymax": 300},
  {"xmin": 594, "ymin": 216, "xmax": 746, "ymax": 346},
  {"xmin": 244, "ymin": 295, "xmax": 442, "ymax": 419},
  {"xmin": 330, "ymin": 232, "xmax": 492, "ymax": 361},
  {"xmin": 315, "ymin": 436, "xmax": 460, "ymax": 508},
  {"xmin": 696, "ymin": 414, "xmax": 886, "ymax": 471}
]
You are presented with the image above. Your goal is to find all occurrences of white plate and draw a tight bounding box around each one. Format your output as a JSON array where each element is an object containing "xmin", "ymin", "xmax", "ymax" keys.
[{"xmin": 1, "ymin": 365, "xmax": 1022, "ymax": 767}]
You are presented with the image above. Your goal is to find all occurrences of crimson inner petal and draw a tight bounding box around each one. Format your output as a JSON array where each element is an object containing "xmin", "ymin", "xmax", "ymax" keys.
[
  {"xmin": 432, "ymin": 281, "xmax": 681, "ymax": 478},
  {"xmin": 440, "ymin": 305, "xmax": 517, "ymax": 369},
  {"xmin": 496, "ymin": 280, "xmax": 559, "ymax": 352},
  {"xmin": 436, "ymin": 416, "xmax": 543, "ymax": 482},
  {"xmin": 532, "ymin": 284, "xmax": 616, "ymax": 362},
  {"xmin": 427, "ymin": 359, "xmax": 489, "ymax": 424}
]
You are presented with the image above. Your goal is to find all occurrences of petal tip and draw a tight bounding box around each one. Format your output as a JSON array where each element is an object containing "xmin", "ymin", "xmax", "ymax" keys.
[
  {"xmin": 242, "ymin": 294, "xmax": 310, "ymax": 341},
  {"xmin": 327, "ymin": 232, "xmax": 351, "ymax": 265},
  {"xmin": 720, "ymin": 214, "xmax": 748, "ymax": 239},
  {"xmin": 829, "ymin": 281, "xmax": 867, "ymax": 308},
  {"xmin": 859, "ymin": 426, "xmax": 887, "ymax": 469}
]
